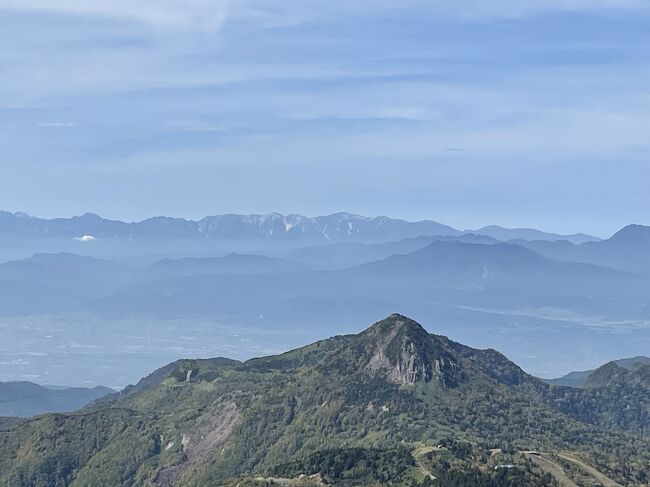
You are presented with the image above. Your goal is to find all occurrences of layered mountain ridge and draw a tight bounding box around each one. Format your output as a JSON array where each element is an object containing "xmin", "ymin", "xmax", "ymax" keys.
[{"xmin": 0, "ymin": 381, "xmax": 113, "ymax": 417}]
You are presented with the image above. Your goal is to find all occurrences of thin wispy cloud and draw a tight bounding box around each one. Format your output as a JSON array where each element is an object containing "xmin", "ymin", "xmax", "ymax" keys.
[
  {"xmin": 0, "ymin": 0, "xmax": 231, "ymax": 29},
  {"xmin": 234, "ymin": 0, "xmax": 650, "ymax": 25},
  {"xmin": 165, "ymin": 120, "xmax": 227, "ymax": 133},
  {"xmin": 432, "ymin": 0, "xmax": 650, "ymax": 19},
  {"xmin": 1, "ymin": 0, "xmax": 648, "ymax": 30},
  {"xmin": 37, "ymin": 122, "xmax": 77, "ymax": 128},
  {"xmin": 0, "ymin": 0, "xmax": 648, "ymax": 234}
]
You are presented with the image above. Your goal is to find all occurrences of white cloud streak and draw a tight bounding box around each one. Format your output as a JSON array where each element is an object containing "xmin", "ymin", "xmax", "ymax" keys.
[
  {"xmin": 434, "ymin": 0, "xmax": 649, "ymax": 19},
  {"xmin": 0, "ymin": 0, "xmax": 231, "ymax": 29},
  {"xmin": 0, "ymin": 0, "xmax": 647, "ymax": 233},
  {"xmin": 37, "ymin": 122, "xmax": 77, "ymax": 128},
  {"xmin": 233, "ymin": 0, "xmax": 650, "ymax": 26},
  {"xmin": 0, "ymin": 0, "xmax": 647, "ymax": 32}
]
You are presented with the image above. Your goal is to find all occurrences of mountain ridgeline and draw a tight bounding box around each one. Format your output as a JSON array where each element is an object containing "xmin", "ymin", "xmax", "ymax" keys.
[
  {"xmin": 511, "ymin": 224, "xmax": 650, "ymax": 275},
  {"xmin": 2, "ymin": 211, "xmax": 648, "ymax": 276},
  {"xmin": 0, "ymin": 224, "xmax": 648, "ymax": 389},
  {"xmin": 545, "ymin": 356, "xmax": 650, "ymax": 388},
  {"xmin": 1, "ymin": 315, "xmax": 648, "ymax": 486},
  {"xmin": 0, "ymin": 211, "xmax": 611, "ymax": 245},
  {"xmin": 0, "ymin": 211, "xmax": 461, "ymax": 243},
  {"xmin": 0, "ymin": 382, "xmax": 113, "ymax": 418},
  {"xmin": 2, "ymin": 238, "xmax": 646, "ymax": 321}
]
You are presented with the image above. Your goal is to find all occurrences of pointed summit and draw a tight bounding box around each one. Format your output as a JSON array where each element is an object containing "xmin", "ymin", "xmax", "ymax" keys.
[
  {"xmin": 360, "ymin": 314, "xmax": 464, "ymax": 387},
  {"xmin": 361, "ymin": 313, "xmax": 430, "ymax": 340}
]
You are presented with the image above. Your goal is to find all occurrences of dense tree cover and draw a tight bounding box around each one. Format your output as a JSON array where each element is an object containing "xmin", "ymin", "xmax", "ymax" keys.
[
  {"xmin": 0, "ymin": 315, "xmax": 648, "ymax": 486},
  {"xmin": 546, "ymin": 364, "xmax": 650, "ymax": 435},
  {"xmin": 272, "ymin": 446, "xmax": 414, "ymax": 484},
  {"xmin": 0, "ymin": 409, "xmax": 160, "ymax": 487},
  {"xmin": 0, "ymin": 417, "xmax": 23, "ymax": 431},
  {"xmin": 428, "ymin": 468, "xmax": 556, "ymax": 487}
]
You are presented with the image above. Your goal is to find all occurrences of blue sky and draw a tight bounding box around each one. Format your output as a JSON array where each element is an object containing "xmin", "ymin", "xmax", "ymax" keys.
[{"xmin": 0, "ymin": 0, "xmax": 648, "ymax": 236}]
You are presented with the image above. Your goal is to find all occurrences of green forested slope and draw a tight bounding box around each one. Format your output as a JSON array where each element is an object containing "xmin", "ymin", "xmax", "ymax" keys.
[{"xmin": 0, "ymin": 314, "xmax": 648, "ymax": 486}]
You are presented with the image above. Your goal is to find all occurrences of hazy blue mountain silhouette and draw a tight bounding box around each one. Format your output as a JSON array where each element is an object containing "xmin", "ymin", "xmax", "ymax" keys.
[
  {"xmin": 471, "ymin": 225, "xmax": 600, "ymax": 244},
  {"xmin": 87, "ymin": 241, "xmax": 647, "ymax": 326},
  {"xmin": 144, "ymin": 253, "xmax": 306, "ymax": 279},
  {"xmin": 284, "ymin": 233, "xmax": 498, "ymax": 269},
  {"xmin": 512, "ymin": 224, "xmax": 650, "ymax": 274},
  {"xmin": 0, "ymin": 381, "xmax": 113, "ymax": 417}
]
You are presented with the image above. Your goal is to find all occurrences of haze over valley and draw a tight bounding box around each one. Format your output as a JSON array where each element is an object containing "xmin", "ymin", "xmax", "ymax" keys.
[{"xmin": 0, "ymin": 212, "xmax": 648, "ymax": 387}]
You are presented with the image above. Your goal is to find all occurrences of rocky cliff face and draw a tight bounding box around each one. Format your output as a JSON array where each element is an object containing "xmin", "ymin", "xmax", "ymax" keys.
[{"xmin": 362, "ymin": 314, "xmax": 463, "ymax": 387}]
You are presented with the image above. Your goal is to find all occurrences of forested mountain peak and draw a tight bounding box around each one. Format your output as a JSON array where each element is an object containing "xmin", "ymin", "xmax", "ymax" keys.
[
  {"xmin": 584, "ymin": 361, "xmax": 650, "ymax": 389},
  {"xmin": 1, "ymin": 315, "xmax": 649, "ymax": 486}
]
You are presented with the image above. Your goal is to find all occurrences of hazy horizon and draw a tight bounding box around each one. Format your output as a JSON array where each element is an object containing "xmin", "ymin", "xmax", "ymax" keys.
[
  {"xmin": 2, "ymin": 1, "xmax": 649, "ymax": 237},
  {"xmin": 0, "ymin": 207, "xmax": 643, "ymax": 239}
]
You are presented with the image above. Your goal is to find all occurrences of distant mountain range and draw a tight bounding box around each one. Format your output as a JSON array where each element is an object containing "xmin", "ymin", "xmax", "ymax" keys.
[
  {"xmin": 0, "ymin": 252, "xmax": 135, "ymax": 315},
  {"xmin": 0, "ymin": 225, "xmax": 647, "ymax": 387},
  {"xmin": 283, "ymin": 233, "xmax": 499, "ymax": 269},
  {"xmin": 545, "ymin": 356, "xmax": 650, "ymax": 388},
  {"xmin": 0, "ymin": 211, "xmax": 607, "ymax": 244},
  {"xmin": 283, "ymin": 224, "xmax": 650, "ymax": 275},
  {"xmin": 0, "ymin": 314, "xmax": 647, "ymax": 486},
  {"xmin": 0, "ymin": 381, "xmax": 113, "ymax": 417},
  {"xmin": 82, "ymin": 240, "xmax": 646, "ymax": 321},
  {"xmin": 0, "ymin": 233, "xmax": 647, "ymax": 325},
  {"xmin": 472, "ymin": 225, "xmax": 600, "ymax": 244},
  {"xmin": 512, "ymin": 224, "xmax": 650, "ymax": 275},
  {"xmin": 0, "ymin": 211, "xmax": 460, "ymax": 243}
]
